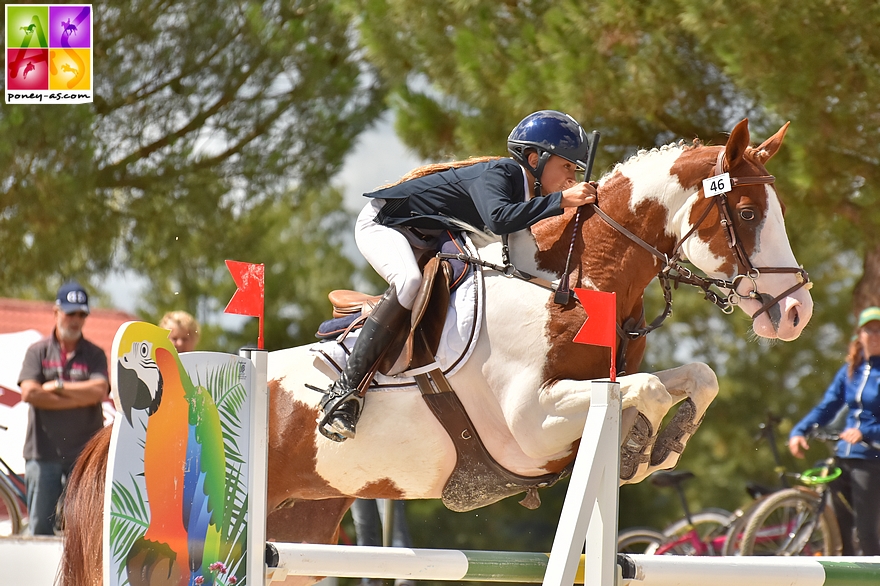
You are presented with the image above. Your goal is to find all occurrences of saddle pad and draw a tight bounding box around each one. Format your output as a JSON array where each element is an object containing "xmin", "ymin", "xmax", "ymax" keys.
[{"xmin": 310, "ymin": 236, "xmax": 484, "ymax": 389}]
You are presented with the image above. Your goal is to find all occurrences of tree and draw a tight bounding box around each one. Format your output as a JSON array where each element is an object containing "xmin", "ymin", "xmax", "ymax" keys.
[
  {"xmin": 1, "ymin": 0, "xmax": 386, "ymax": 350},
  {"xmin": 346, "ymin": 0, "xmax": 880, "ymax": 547}
]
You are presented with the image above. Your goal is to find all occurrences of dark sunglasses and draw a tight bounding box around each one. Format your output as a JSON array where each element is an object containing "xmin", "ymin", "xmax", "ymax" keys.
[{"xmin": 65, "ymin": 311, "xmax": 89, "ymax": 318}]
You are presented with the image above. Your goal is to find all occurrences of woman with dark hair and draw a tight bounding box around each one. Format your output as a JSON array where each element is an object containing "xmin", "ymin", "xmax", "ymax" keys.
[{"xmin": 789, "ymin": 306, "xmax": 880, "ymax": 555}]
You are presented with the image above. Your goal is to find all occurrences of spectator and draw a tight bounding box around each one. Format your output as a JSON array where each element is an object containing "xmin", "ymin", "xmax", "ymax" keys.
[
  {"xmin": 158, "ymin": 310, "xmax": 200, "ymax": 353},
  {"xmin": 789, "ymin": 306, "xmax": 880, "ymax": 555},
  {"xmin": 18, "ymin": 281, "xmax": 109, "ymax": 535}
]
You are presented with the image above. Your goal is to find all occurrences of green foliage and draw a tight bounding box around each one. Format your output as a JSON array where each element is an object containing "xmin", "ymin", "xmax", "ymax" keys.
[{"xmin": 0, "ymin": 0, "xmax": 386, "ymax": 350}]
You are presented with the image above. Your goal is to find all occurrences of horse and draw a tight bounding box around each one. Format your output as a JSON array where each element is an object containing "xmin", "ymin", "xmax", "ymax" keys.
[{"xmin": 59, "ymin": 119, "xmax": 812, "ymax": 585}]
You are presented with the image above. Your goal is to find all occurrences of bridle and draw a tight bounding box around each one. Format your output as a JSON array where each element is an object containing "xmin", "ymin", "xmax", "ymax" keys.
[{"xmin": 588, "ymin": 147, "xmax": 810, "ymax": 339}]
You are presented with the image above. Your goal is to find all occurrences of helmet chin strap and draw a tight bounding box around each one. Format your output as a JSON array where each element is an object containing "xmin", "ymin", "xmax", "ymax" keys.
[{"xmin": 528, "ymin": 151, "xmax": 552, "ymax": 198}]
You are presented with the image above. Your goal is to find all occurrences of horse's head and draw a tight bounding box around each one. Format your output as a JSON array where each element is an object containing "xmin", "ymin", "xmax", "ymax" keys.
[{"xmin": 676, "ymin": 119, "xmax": 812, "ymax": 341}]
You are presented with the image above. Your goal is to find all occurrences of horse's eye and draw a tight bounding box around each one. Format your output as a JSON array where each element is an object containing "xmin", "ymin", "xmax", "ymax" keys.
[{"xmin": 739, "ymin": 209, "xmax": 756, "ymax": 221}]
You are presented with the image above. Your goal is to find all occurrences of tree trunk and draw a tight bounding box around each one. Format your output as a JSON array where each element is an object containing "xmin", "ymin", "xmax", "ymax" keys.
[{"xmin": 852, "ymin": 243, "xmax": 880, "ymax": 316}]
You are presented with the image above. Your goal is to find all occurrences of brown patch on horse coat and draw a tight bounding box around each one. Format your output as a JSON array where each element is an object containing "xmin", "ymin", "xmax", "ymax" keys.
[
  {"xmin": 267, "ymin": 378, "xmax": 345, "ymax": 508},
  {"xmin": 357, "ymin": 478, "xmax": 406, "ymax": 499},
  {"xmin": 267, "ymin": 498, "xmax": 354, "ymax": 545}
]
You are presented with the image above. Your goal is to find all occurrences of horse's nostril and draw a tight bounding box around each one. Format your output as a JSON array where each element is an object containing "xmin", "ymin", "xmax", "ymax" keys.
[{"xmin": 793, "ymin": 311, "xmax": 800, "ymax": 328}]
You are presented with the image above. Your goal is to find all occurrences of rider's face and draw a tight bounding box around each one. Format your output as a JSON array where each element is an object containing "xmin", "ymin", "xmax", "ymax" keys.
[{"xmin": 528, "ymin": 153, "xmax": 580, "ymax": 195}]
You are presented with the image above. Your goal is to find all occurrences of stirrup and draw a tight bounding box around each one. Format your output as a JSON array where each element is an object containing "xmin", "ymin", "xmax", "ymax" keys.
[{"xmin": 312, "ymin": 383, "xmax": 364, "ymax": 442}]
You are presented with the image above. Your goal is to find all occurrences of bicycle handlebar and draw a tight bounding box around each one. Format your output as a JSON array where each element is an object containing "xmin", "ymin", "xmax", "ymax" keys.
[{"xmin": 805, "ymin": 424, "xmax": 880, "ymax": 451}]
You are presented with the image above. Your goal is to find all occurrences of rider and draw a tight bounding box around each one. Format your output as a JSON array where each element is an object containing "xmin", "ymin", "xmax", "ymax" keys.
[{"xmin": 318, "ymin": 110, "xmax": 598, "ymax": 442}]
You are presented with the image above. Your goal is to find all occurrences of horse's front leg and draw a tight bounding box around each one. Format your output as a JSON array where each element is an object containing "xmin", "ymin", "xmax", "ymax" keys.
[
  {"xmin": 536, "ymin": 374, "xmax": 672, "ymax": 482},
  {"xmin": 643, "ymin": 362, "xmax": 719, "ymax": 475},
  {"xmin": 616, "ymin": 373, "xmax": 676, "ymax": 483}
]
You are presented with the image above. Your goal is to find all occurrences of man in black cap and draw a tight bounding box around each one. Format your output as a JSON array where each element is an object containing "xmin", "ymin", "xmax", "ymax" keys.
[{"xmin": 17, "ymin": 281, "xmax": 109, "ymax": 535}]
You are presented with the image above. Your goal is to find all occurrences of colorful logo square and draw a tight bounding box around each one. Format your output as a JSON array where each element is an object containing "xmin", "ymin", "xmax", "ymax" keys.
[
  {"xmin": 6, "ymin": 48, "xmax": 48, "ymax": 89},
  {"xmin": 49, "ymin": 5, "xmax": 90, "ymax": 49},
  {"xmin": 5, "ymin": 4, "xmax": 93, "ymax": 104}
]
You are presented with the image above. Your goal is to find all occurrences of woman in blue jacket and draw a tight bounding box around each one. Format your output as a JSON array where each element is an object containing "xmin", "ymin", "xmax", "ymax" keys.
[
  {"xmin": 317, "ymin": 110, "xmax": 598, "ymax": 442},
  {"xmin": 789, "ymin": 306, "xmax": 880, "ymax": 555}
]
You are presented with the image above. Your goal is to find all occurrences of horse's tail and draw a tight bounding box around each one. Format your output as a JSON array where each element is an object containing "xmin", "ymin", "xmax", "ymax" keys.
[
  {"xmin": 57, "ymin": 425, "xmax": 111, "ymax": 586},
  {"xmin": 379, "ymin": 156, "xmax": 502, "ymax": 189}
]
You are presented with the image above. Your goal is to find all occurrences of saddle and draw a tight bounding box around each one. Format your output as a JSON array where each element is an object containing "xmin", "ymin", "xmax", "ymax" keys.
[{"xmin": 321, "ymin": 255, "xmax": 454, "ymax": 376}]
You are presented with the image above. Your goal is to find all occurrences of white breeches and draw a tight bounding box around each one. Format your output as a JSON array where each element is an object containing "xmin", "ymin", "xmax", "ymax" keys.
[{"xmin": 355, "ymin": 200, "xmax": 422, "ymax": 310}]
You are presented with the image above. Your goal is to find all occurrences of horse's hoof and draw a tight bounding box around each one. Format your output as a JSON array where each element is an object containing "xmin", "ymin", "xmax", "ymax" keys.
[
  {"xmin": 650, "ymin": 398, "xmax": 699, "ymax": 467},
  {"xmin": 620, "ymin": 413, "xmax": 653, "ymax": 481}
]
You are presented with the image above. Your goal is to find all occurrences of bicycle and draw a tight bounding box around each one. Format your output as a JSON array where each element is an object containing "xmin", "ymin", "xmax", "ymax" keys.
[
  {"xmin": 0, "ymin": 425, "xmax": 28, "ymax": 536},
  {"xmin": 617, "ymin": 469, "xmax": 735, "ymax": 555},
  {"xmin": 721, "ymin": 413, "xmax": 793, "ymax": 555},
  {"xmin": 736, "ymin": 428, "xmax": 849, "ymax": 556}
]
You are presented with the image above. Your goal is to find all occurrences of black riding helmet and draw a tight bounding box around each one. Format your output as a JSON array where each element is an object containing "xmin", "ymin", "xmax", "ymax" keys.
[{"xmin": 507, "ymin": 110, "xmax": 590, "ymax": 197}]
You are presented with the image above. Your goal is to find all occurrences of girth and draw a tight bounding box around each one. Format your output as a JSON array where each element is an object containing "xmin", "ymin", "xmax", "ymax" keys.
[{"xmin": 409, "ymin": 336, "xmax": 571, "ymax": 512}]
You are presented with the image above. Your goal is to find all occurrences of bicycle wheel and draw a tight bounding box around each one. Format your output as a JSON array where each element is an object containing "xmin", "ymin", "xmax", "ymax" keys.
[
  {"xmin": 739, "ymin": 488, "xmax": 842, "ymax": 556},
  {"xmin": 661, "ymin": 508, "xmax": 733, "ymax": 555},
  {"xmin": 618, "ymin": 528, "xmax": 663, "ymax": 554},
  {"xmin": 0, "ymin": 481, "xmax": 22, "ymax": 536}
]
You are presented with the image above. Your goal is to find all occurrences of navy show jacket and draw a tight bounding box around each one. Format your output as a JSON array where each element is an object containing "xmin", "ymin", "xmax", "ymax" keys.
[{"xmin": 365, "ymin": 158, "xmax": 565, "ymax": 234}]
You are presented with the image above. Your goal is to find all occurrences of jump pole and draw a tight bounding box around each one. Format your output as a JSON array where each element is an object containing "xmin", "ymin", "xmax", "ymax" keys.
[{"xmin": 264, "ymin": 546, "xmax": 880, "ymax": 585}]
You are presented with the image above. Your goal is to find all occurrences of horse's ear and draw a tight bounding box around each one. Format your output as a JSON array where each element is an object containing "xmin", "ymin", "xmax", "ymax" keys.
[
  {"xmin": 724, "ymin": 119, "xmax": 751, "ymax": 170},
  {"xmin": 753, "ymin": 122, "xmax": 790, "ymax": 164}
]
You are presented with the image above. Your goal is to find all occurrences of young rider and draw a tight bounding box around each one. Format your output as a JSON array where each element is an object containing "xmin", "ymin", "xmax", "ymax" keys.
[{"xmin": 319, "ymin": 110, "xmax": 598, "ymax": 442}]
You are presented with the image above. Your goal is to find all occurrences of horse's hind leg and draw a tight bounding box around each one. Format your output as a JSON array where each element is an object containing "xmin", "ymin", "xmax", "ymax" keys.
[{"xmin": 645, "ymin": 362, "xmax": 719, "ymax": 473}]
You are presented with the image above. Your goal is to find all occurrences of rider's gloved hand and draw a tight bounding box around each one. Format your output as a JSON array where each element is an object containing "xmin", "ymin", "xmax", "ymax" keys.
[{"xmin": 560, "ymin": 182, "xmax": 598, "ymax": 208}]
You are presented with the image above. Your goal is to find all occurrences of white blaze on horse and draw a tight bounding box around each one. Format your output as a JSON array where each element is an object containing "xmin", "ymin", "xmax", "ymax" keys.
[{"xmin": 59, "ymin": 119, "xmax": 811, "ymax": 585}]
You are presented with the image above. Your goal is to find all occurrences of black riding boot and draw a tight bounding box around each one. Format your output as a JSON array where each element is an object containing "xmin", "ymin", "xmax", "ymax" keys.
[{"xmin": 318, "ymin": 288, "xmax": 410, "ymax": 442}]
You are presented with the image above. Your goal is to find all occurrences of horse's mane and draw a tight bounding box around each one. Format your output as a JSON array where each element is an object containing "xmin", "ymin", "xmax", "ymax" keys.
[
  {"xmin": 377, "ymin": 156, "xmax": 502, "ymax": 189},
  {"xmin": 604, "ymin": 139, "xmax": 705, "ymax": 180}
]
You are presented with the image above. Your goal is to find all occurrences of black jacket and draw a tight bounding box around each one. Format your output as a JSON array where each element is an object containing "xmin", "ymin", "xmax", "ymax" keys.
[{"xmin": 366, "ymin": 158, "xmax": 564, "ymax": 234}]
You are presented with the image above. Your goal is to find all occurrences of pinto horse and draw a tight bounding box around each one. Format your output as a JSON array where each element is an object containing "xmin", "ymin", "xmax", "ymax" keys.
[{"xmin": 60, "ymin": 119, "xmax": 811, "ymax": 585}]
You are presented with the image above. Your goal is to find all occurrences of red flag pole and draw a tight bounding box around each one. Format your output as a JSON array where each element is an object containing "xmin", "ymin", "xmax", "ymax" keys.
[
  {"xmin": 258, "ymin": 302, "xmax": 264, "ymax": 350},
  {"xmin": 610, "ymin": 336, "xmax": 616, "ymax": 383},
  {"xmin": 571, "ymin": 289, "xmax": 617, "ymax": 382},
  {"xmin": 224, "ymin": 260, "xmax": 266, "ymax": 350}
]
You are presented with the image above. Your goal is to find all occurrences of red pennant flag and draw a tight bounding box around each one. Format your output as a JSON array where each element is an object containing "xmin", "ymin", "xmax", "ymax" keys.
[
  {"xmin": 572, "ymin": 288, "xmax": 617, "ymax": 381},
  {"xmin": 224, "ymin": 260, "xmax": 265, "ymax": 348}
]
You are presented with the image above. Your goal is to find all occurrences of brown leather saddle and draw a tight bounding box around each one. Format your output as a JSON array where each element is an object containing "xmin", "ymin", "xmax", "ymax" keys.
[{"xmin": 322, "ymin": 256, "xmax": 570, "ymax": 512}]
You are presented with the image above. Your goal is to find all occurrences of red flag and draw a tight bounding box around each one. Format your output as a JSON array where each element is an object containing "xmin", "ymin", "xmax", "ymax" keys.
[
  {"xmin": 224, "ymin": 260, "xmax": 265, "ymax": 348},
  {"xmin": 572, "ymin": 288, "xmax": 617, "ymax": 381}
]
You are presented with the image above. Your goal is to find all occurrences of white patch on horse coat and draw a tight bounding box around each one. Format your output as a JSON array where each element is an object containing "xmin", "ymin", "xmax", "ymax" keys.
[{"xmin": 612, "ymin": 147, "xmax": 726, "ymax": 276}]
